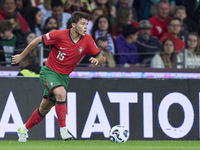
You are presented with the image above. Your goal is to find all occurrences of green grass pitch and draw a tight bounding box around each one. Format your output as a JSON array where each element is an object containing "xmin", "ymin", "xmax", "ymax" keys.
[{"xmin": 0, "ymin": 140, "xmax": 200, "ymax": 150}]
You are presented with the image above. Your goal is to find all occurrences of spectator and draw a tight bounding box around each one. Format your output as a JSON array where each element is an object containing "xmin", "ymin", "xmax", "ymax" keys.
[
  {"xmin": 182, "ymin": 0, "xmax": 200, "ymax": 34},
  {"xmin": 150, "ymin": 0, "xmax": 176, "ymax": 17},
  {"xmin": 113, "ymin": 6, "xmax": 138, "ymax": 38},
  {"xmin": 91, "ymin": 15, "xmax": 116, "ymax": 55},
  {"xmin": 86, "ymin": 7, "xmax": 104, "ymax": 35},
  {"xmin": 95, "ymin": 36, "xmax": 116, "ymax": 67},
  {"xmin": 79, "ymin": 36, "xmax": 116, "ymax": 67},
  {"xmin": 37, "ymin": 0, "xmax": 52, "ymax": 29},
  {"xmin": 17, "ymin": 51, "xmax": 41, "ymax": 77},
  {"xmin": 50, "ymin": 0, "xmax": 71, "ymax": 30},
  {"xmin": 25, "ymin": 31, "xmax": 36, "ymax": 44},
  {"xmin": 150, "ymin": 38, "xmax": 181, "ymax": 68},
  {"xmin": 0, "ymin": 0, "xmax": 29, "ymax": 33},
  {"xmin": 0, "ymin": 20, "xmax": 26, "ymax": 66},
  {"xmin": 24, "ymin": 7, "xmax": 43, "ymax": 37},
  {"xmin": 160, "ymin": 17, "xmax": 185, "ymax": 54},
  {"xmin": 114, "ymin": 0, "xmax": 138, "ymax": 21},
  {"xmin": 5, "ymin": 14, "xmax": 17, "ymax": 29},
  {"xmin": 178, "ymin": 32, "xmax": 200, "ymax": 68},
  {"xmin": 135, "ymin": 20, "xmax": 161, "ymax": 66},
  {"xmin": 115, "ymin": 24, "xmax": 139, "ymax": 67},
  {"xmin": 25, "ymin": 31, "xmax": 37, "ymax": 57},
  {"xmin": 64, "ymin": 0, "xmax": 91, "ymax": 15},
  {"xmin": 91, "ymin": 0, "xmax": 116, "ymax": 25},
  {"xmin": 173, "ymin": 5, "xmax": 189, "ymax": 42},
  {"xmin": 42, "ymin": 17, "xmax": 58, "ymax": 34},
  {"xmin": 16, "ymin": 0, "xmax": 32, "ymax": 17},
  {"xmin": 149, "ymin": 0, "xmax": 171, "ymax": 39}
]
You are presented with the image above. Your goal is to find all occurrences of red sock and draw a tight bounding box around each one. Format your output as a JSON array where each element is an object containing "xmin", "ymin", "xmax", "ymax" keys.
[
  {"xmin": 55, "ymin": 101, "xmax": 67, "ymax": 127},
  {"xmin": 25, "ymin": 109, "xmax": 44, "ymax": 130}
]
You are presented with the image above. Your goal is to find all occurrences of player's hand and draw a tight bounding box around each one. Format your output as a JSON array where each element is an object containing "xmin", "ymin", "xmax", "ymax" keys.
[
  {"xmin": 11, "ymin": 54, "xmax": 22, "ymax": 64},
  {"xmin": 89, "ymin": 57, "xmax": 99, "ymax": 65}
]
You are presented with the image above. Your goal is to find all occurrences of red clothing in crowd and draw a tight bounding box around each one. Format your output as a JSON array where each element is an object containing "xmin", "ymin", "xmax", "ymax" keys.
[
  {"xmin": 0, "ymin": 9, "xmax": 29, "ymax": 33},
  {"xmin": 160, "ymin": 32, "xmax": 185, "ymax": 54},
  {"xmin": 149, "ymin": 16, "xmax": 171, "ymax": 40}
]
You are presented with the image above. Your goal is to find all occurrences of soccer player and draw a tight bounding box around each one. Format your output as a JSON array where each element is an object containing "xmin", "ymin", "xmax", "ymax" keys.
[{"xmin": 11, "ymin": 11, "xmax": 105, "ymax": 142}]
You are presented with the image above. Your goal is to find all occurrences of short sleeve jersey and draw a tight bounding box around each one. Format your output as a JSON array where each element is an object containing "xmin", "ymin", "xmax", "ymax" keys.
[{"xmin": 42, "ymin": 29, "xmax": 100, "ymax": 75}]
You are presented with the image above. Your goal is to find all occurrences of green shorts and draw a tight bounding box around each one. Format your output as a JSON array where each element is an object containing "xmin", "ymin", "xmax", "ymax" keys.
[{"xmin": 39, "ymin": 65, "xmax": 69, "ymax": 101}]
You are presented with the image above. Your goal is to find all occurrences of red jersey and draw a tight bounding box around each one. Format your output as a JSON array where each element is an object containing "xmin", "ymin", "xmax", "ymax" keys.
[
  {"xmin": 160, "ymin": 33, "xmax": 185, "ymax": 54},
  {"xmin": 42, "ymin": 29, "xmax": 100, "ymax": 75},
  {"xmin": 149, "ymin": 16, "xmax": 171, "ymax": 40}
]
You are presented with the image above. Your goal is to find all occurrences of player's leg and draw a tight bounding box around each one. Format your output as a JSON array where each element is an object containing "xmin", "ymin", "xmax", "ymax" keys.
[
  {"xmin": 39, "ymin": 65, "xmax": 72, "ymax": 140},
  {"xmin": 18, "ymin": 98, "xmax": 54, "ymax": 142},
  {"xmin": 53, "ymin": 86, "xmax": 73, "ymax": 140}
]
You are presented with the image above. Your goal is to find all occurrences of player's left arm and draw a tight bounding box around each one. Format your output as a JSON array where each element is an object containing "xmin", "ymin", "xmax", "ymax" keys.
[{"xmin": 89, "ymin": 53, "xmax": 105, "ymax": 65}]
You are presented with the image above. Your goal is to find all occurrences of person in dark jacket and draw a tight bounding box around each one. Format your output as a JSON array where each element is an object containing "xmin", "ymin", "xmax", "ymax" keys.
[
  {"xmin": 17, "ymin": 51, "xmax": 41, "ymax": 77},
  {"xmin": 0, "ymin": 20, "xmax": 27, "ymax": 66},
  {"xmin": 135, "ymin": 20, "xmax": 161, "ymax": 67},
  {"xmin": 115, "ymin": 24, "xmax": 139, "ymax": 67}
]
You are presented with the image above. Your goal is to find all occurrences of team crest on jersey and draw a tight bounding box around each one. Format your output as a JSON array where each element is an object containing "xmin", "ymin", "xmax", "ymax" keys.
[
  {"xmin": 78, "ymin": 47, "xmax": 84, "ymax": 54},
  {"xmin": 50, "ymin": 82, "xmax": 54, "ymax": 87}
]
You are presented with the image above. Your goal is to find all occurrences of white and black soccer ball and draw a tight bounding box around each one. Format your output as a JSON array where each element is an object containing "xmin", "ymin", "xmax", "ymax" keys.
[{"xmin": 109, "ymin": 125, "xmax": 129, "ymax": 143}]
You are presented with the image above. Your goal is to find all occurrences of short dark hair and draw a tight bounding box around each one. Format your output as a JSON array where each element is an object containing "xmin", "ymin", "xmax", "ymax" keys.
[
  {"xmin": 122, "ymin": 24, "xmax": 138, "ymax": 38},
  {"xmin": 51, "ymin": 0, "xmax": 63, "ymax": 9},
  {"xmin": 66, "ymin": 18, "xmax": 72, "ymax": 29},
  {"xmin": 0, "ymin": 20, "xmax": 12, "ymax": 33},
  {"xmin": 95, "ymin": 36, "xmax": 108, "ymax": 44},
  {"xmin": 71, "ymin": 11, "xmax": 90, "ymax": 24},
  {"xmin": 167, "ymin": 17, "xmax": 181, "ymax": 25}
]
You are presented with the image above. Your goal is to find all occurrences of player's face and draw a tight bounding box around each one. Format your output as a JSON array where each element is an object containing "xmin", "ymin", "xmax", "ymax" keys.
[
  {"xmin": 75, "ymin": 18, "xmax": 88, "ymax": 36},
  {"xmin": 164, "ymin": 40, "xmax": 174, "ymax": 54},
  {"xmin": 36, "ymin": 10, "xmax": 43, "ymax": 25},
  {"xmin": 98, "ymin": 17, "xmax": 109, "ymax": 31}
]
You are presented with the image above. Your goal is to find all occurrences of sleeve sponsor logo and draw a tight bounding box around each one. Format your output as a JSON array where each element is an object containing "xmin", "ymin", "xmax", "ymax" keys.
[{"xmin": 46, "ymin": 33, "xmax": 50, "ymax": 40}]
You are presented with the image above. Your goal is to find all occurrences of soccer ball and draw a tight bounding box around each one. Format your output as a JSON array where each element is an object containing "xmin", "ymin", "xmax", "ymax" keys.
[{"xmin": 109, "ymin": 125, "xmax": 129, "ymax": 143}]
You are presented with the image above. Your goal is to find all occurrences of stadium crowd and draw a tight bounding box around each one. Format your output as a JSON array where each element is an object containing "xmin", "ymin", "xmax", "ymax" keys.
[{"xmin": 0, "ymin": 0, "xmax": 200, "ymax": 71}]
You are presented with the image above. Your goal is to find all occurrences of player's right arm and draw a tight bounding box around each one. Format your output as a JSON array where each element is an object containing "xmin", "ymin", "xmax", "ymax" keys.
[{"xmin": 12, "ymin": 36, "xmax": 42, "ymax": 64}]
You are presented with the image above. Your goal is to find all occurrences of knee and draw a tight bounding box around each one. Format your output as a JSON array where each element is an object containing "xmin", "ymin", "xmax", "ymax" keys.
[{"xmin": 55, "ymin": 91, "xmax": 66, "ymax": 102}]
